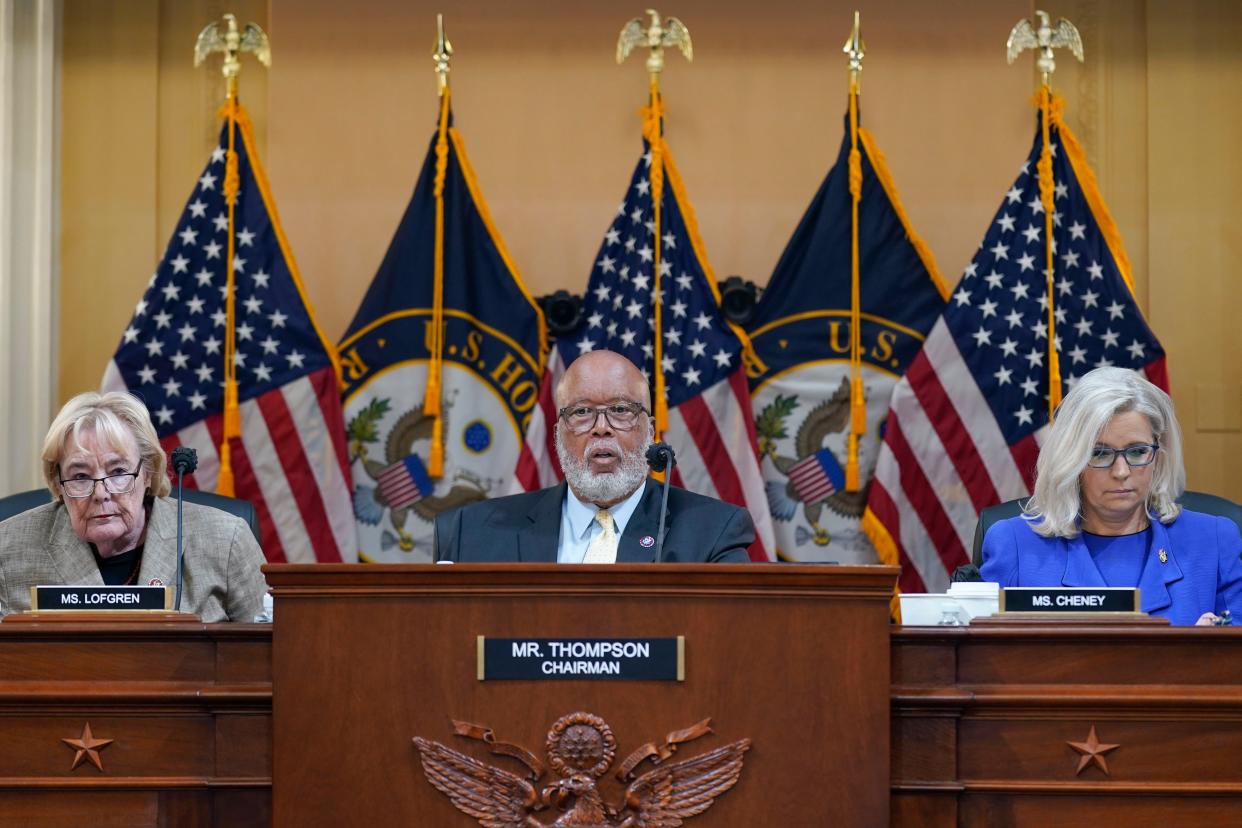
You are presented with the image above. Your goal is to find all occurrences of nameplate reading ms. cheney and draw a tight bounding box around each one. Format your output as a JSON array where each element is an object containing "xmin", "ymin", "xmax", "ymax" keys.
[
  {"xmin": 478, "ymin": 637, "xmax": 684, "ymax": 681},
  {"xmin": 1001, "ymin": 587, "xmax": 1140, "ymax": 613},
  {"xmin": 31, "ymin": 585, "xmax": 171, "ymax": 612}
]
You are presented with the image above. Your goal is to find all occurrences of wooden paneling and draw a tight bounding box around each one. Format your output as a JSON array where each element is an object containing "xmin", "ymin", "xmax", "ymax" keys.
[
  {"xmin": 0, "ymin": 619, "xmax": 272, "ymax": 827},
  {"xmin": 1145, "ymin": 0, "xmax": 1242, "ymax": 500},
  {"xmin": 892, "ymin": 622, "xmax": 1242, "ymax": 826},
  {"xmin": 57, "ymin": 2, "xmax": 1242, "ymax": 501},
  {"xmin": 267, "ymin": 563, "xmax": 896, "ymax": 826}
]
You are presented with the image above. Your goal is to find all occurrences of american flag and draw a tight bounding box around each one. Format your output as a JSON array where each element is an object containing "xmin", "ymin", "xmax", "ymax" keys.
[
  {"xmin": 515, "ymin": 139, "xmax": 775, "ymax": 561},
  {"xmin": 788, "ymin": 450, "xmax": 845, "ymax": 506},
  {"xmin": 863, "ymin": 95, "xmax": 1167, "ymax": 594},
  {"xmin": 103, "ymin": 104, "xmax": 356, "ymax": 564},
  {"xmin": 376, "ymin": 455, "xmax": 434, "ymax": 512}
]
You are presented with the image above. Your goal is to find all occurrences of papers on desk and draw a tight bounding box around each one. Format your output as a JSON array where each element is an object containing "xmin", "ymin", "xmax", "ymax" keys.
[{"xmin": 899, "ymin": 582, "xmax": 1000, "ymax": 625}]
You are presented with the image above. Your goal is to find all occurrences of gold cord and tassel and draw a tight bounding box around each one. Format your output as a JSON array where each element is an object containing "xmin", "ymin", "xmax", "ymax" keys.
[{"xmin": 642, "ymin": 81, "xmax": 669, "ymax": 440}]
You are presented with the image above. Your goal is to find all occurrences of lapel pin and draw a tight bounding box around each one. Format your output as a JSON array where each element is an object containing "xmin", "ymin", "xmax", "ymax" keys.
[
  {"xmin": 1158, "ymin": 549, "xmax": 1168, "ymax": 564},
  {"xmin": 639, "ymin": 535, "xmax": 655, "ymax": 548},
  {"xmin": 149, "ymin": 578, "xmax": 164, "ymax": 586}
]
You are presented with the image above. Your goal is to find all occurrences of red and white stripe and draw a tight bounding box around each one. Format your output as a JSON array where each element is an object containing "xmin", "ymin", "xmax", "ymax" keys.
[
  {"xmin": 514, "ymin": 348, "xmax": 566, "ymax": 492},
  {"xmin": 866, "ymin": 321, "xmax": 1169, "ymax": 593},
  {"xmin": 865, "ymin": 320, "xmax": 1039, "ymax": 593},
  {"xmin": 787, "ymin": 455, "xmax": 837, "ymax": 504},
  {"xmin": 105, "ymin": 363, "xmax": 356, "ymax": 564},
  {"xmin": 515, "ymin": 354, "xmax": 775, "ymax": 562}
]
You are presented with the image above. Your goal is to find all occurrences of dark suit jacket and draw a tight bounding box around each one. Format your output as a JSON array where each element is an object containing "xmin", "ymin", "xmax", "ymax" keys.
[{"xmin": 434, "ymin": 479, "xmax": 753, "ymax": 563}]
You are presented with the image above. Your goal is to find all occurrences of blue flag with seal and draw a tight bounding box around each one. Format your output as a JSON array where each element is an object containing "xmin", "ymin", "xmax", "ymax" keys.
[
  {"xmin": 339, "ymin": 89, "xmax": 545, "ymax": 561},
  {"xmin": 747, "ymin": 95, "xmax": 948, "ymax": 563}
]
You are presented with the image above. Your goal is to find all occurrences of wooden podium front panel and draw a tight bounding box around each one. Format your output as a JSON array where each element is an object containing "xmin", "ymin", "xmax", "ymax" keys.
[
  {"xmin": 0, "ymin": 620, "xmax": 272, "ymax": 828},
  {"xmin": 268, "ymin": 564, "xmax": 897, "ymax": 827},
  {"xmin": 892, "ymin": 623, "xmax": 1242, "ymax": 827}
]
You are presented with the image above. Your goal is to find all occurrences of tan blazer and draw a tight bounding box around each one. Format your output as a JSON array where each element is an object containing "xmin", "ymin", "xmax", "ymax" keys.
[{"xmin": 0, "ymin": 496, "xmax": 267, "ymax": 622}]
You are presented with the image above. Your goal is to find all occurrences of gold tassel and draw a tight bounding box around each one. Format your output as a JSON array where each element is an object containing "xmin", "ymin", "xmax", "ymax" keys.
[
  {"xmin": 643, "ymin": 81, "xmax": 669, "ymax": 437},
  {"xmin": 1038, "ymin": 87, "xmax": 1062, "ymax": 414},
  {"xmin": 845, "ymin": 82, "xmax": 865, "ymax": 491},
  {"xmin": 423, "ymin": 89, "xmax": 451, "ymax": 476},
  {"xmin": 217, "ymin": 98, "xmax": 241, "ymax": 496}
]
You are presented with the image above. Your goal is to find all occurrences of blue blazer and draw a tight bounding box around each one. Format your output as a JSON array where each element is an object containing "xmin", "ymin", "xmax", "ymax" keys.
[{"xmin": 980, "ymin": 508, "xmax": 1242, "ymax": 626}]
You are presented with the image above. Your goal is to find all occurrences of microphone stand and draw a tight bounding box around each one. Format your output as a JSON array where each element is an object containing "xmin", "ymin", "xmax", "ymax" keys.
[
  {"xmin": 645, "ymin": 443, "xmax": 676, "ymax": 563},
  {"xmin": 170, "ymin": 447, "xmax": 198, "ymax": 612}
]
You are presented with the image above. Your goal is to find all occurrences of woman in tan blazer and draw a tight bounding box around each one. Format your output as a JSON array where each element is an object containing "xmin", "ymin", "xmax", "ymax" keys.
[{"xmin": 0, "ymin": 391, "xmax": 266, "ymax": 621}]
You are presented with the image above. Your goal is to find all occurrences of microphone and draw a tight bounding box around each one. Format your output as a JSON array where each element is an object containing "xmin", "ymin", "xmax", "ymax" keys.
[
  {"xmin": 170, "ymin": 447, "xmax": 198, "ymax": 612},
  {"xmin": 645, "ymin": 443, "xmax": 676, "ymax": 563}
]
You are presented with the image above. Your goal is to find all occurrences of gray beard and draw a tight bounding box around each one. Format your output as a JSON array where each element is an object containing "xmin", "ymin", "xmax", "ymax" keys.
[{"xmin": 555, "ymin": 426, "xmax": 652, "ymax": 505}]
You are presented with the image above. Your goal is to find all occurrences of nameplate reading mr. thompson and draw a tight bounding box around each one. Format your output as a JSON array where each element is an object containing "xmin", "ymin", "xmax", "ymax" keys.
[{"xmin": 477, "ymin": 637, "xmax": 684, "ymax": 681}]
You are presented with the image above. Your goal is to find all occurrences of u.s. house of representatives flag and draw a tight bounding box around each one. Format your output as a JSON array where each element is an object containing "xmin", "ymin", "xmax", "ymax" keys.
[
  {"xmin": 864, "ymin": 92, "xmax": 1168, "ymax": 594},
  {"xmin": 747, "ymin": 111, "xmax": 947, "ymax": 563},
  {"xmin": 104, "ymin": 102, "xmax": 356, "ymax": 563},
  {"xmin": 515, "ymin": 107, "xmax": 775, "ymax": 562},
  {"xmin": 339, "ymin": 92, "xmax": 545, "ymax": 562}
]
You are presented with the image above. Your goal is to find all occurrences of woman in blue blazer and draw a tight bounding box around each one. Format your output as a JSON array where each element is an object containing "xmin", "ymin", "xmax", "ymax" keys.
[{"xmin": 981, "ymin": 367, "xmax": 1242, "ymax": 626}]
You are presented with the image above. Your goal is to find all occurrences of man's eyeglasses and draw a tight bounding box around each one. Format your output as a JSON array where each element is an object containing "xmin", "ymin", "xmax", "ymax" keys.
[
  {"xmin": 1086, "ymin": 444, "xmax": 1159, "ymax": 469},
  {"xmin": 59, "ymin": 466, "xmax": 143, "ymax": 499},
  {"xmin": 557, "ymin": 402, "xmax": 650, "ymax": 434}
]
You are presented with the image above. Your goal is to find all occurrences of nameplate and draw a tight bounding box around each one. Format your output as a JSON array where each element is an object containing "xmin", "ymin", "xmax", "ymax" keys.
[
  {"xmin": 477, "ymin": 636, "xmax": 684, "ymax": 681},
  {"xmin": 1000, "ymin": 587, "xmax": 1140, "ymax": 613},
  {"xmin": 31, "ymin": 585, "xmax": 172, "ymax": 612}
]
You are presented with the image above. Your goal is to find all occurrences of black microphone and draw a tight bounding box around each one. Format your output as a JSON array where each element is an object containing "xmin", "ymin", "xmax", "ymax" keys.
[
  {"xmin": 645, "ymin": 443, "xmax": 676, "ymax": 563},
  {"xmin": 170, "ymin": 447, "xmax": 198, "ymax": 612}
]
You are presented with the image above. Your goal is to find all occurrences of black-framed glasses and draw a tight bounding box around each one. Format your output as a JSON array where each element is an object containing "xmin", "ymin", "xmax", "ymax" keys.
[
  {"xmin": 1086, "ymin": 444, "xmax": 1159, "ymax": 469},
  {"xmin": 557, "ymin": 402, "xmax": 650, "ymax": 434},
  {"xmin": 59, "ymin": 465, "xmax": 143, "ymax": 499}
]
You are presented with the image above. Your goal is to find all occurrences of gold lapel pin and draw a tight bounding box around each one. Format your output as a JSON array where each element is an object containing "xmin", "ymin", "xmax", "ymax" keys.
[{"xmin": 1158, "ymin": 549, "xmax": 1168, "ymax": 564}]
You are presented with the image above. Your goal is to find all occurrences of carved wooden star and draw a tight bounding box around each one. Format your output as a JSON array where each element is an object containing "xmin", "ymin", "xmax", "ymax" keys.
[
  {"xmin": 1067, "ymin": 726, "xmax": 1119, "ymax": 775},
  {"xmin": 62, "ymin": 722, "xmax": 114, "ymax": 771}
]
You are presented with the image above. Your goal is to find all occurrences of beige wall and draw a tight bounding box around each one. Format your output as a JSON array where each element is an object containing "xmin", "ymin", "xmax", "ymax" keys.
[{"xmin": 59, "ymin": 0, "xmax": 1241, "ymax": 500}]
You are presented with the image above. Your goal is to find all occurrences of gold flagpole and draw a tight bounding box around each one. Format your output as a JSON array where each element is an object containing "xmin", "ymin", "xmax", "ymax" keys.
[
  {"xmin": 423, "ymin": 13, "xmax": 453, "ymax": 478},
  {"xmin": 617, "ymin": 9, "xmax": 692, "ymax": 442},
  {"xmin": 1007, "ymin": 10, "xmax": 1083, "ymax": 418},
  {"xmin": 193, "ymin": 13, "xmax": 271, "ymax": 495},
  {"xmin": 843, "ymin": 11, "xmax": 866, "ymax": 492}
]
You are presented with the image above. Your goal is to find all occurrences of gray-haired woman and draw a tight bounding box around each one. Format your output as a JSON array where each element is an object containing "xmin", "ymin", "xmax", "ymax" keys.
[
  {"xmin": 980, "ymin": 367, "xmax": 1242, "ymax": 625},
  {"xmin": 0, "ymin": 391, "xmax": 266, "ymax": 621}
]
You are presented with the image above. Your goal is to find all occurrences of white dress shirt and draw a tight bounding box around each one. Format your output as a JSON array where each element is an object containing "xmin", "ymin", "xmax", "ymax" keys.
[{"xmin": 556, "ymin": 482, "xmax": 646, "ymax": 563}]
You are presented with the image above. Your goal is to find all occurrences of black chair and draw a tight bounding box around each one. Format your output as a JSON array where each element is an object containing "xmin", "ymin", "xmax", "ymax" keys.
[
  {"xmin": 971, "ymin": 490, "xmax": 1242, "ymax": 567},
  {"xmin": 0, "ymin": 488, "xmax": 261, "ymax": 544}
]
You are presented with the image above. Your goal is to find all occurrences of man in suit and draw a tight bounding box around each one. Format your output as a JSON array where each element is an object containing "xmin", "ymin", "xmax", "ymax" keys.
[{"xmin": 434, "ymin": 350, "xmax": 754, "ymax": 563}]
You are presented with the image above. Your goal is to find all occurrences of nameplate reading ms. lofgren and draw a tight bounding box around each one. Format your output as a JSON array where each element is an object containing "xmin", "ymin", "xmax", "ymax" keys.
[
  {"xmin": 478, "ymin": 637, "xmax": 685, "ymax": 681},
  {"xmin": 1001, "ymin": 587, "xmax": 1140, "ymax": 613},
  {"xmin": 31, "ymin": 585, "xmax": 172, "ymax": 612}
]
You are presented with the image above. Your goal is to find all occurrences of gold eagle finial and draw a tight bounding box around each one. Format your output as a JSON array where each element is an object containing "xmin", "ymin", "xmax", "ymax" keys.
[
  {"xmin": 193, "ymin": 13, "xmax": 271, "ymax": 98},
  {"xmin": 616, "ymin": 9, "xmax": 693, "ymax": 79},
  {"xmin": 432, "ymin": 13, "xmax": 453, "ymax": 94},
  {"xmin": 842, "ymin": 10, "xmax": 865, "ymax": 84},
  {"xmin": 1007, "ymin": 10, "xmax": 1083, "ymax": 87}
]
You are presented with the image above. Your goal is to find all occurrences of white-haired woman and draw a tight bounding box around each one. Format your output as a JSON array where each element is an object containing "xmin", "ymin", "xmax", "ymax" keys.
[
  {"xmin": 981, "ymin": 367, "xmax": 1242, "ymax": 625},
  {"xmin": 0, "ymin": 391, "xmax": 266, "ymax": 621}
]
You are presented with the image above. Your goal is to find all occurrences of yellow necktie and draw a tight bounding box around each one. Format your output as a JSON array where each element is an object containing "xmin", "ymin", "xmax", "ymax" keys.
[{"xmin": 583, "ymin": 509, "xmax": 618, "ymax": 564}]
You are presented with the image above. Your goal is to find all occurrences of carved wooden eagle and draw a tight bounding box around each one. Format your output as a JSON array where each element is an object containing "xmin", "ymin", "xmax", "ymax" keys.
[{"xmin": 414, "ymin": 734, "xmax": 750, "ymax": 827}]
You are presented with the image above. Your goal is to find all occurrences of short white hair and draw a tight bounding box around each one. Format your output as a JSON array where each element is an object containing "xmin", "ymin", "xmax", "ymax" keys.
[
  {"xmin": 1023, "ymin": 367, "xmax": 1184, "ymax": 538},
  {"xmin": 41, "ymin": 391, "xmax": 171, "ymax": 500}
]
